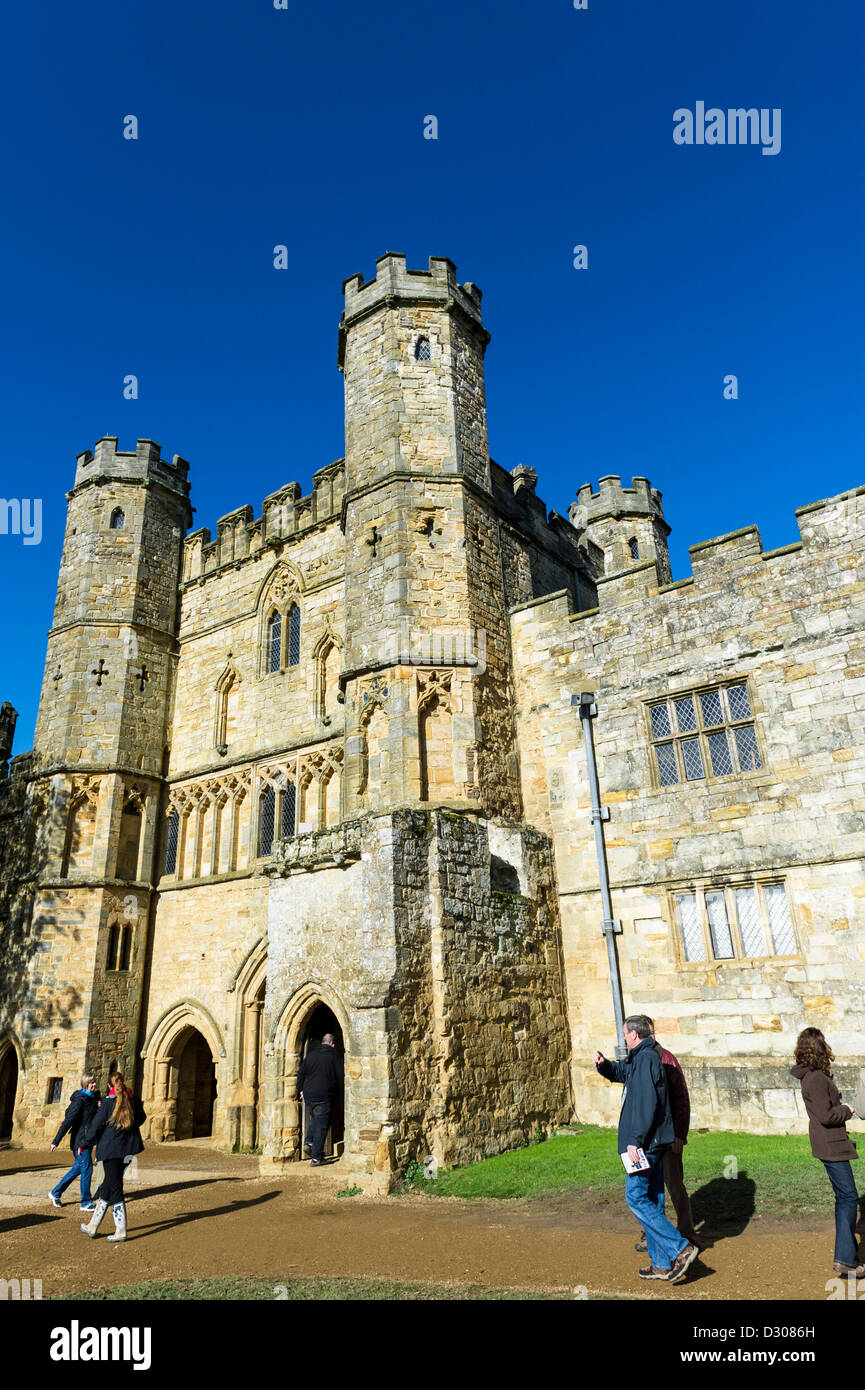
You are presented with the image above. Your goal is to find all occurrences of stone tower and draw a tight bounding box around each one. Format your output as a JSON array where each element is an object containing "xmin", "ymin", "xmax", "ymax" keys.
[
  {"xmin": 338, "ymin": 253, "xmax": 521, "ymax": 819},
  {"xmin": 569, "ymin": 474, "xmax": 672, "ymax": 583},
  {"xmin": 19, "ymin": 438, "xmax": 191, "ymax": 1116}
]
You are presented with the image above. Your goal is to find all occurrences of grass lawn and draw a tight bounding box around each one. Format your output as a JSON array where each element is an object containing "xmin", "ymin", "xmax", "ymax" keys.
[
  {"xmin": 63, "ymin": 1276, "xmax": 565, "ymax": 1301},
  {"xmin": 404, "ymin": 1126, "xmax": 837, "ymax": 1221}
]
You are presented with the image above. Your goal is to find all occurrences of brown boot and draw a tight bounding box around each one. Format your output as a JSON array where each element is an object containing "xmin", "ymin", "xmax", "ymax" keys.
[{"xmin": 667, "ymin": 1243, "xmax": 699, "ymax": 1283}]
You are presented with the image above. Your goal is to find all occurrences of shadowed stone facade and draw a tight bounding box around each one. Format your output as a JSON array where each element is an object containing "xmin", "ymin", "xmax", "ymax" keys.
[{"xmin": 0, "ymin": 253, "xmax": 862, "ymax": 1181}]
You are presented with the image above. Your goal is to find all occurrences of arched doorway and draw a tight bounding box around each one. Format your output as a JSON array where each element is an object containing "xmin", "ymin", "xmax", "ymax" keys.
[
  {"xmin": 299, "ymin": 1003, "xmax": 344, "ymax": 1161},
  {"xmin": 0, "ymin": 1046, "xmax": 18, "ymax": 1143},
  {"xmin": 174, "ymin": 1028, "xmax": 217, "ymax": 1140}
]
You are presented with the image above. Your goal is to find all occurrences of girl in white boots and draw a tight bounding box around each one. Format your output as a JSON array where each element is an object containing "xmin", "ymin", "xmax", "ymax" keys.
[{"xmin": 79, "ymin": 1072, "xmax": 146, "ymax": 1243}]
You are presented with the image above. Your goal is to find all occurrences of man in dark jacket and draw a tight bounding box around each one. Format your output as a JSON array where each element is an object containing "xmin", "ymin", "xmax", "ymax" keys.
[
  {"xmin": 635, "ymin": 1021, "xmax": 699, "ymax": 1252},
  {"xmin": 594, "ymin": 1015, "xmax": 699, "ymax": 1283},
  {"xmin": 298, "ymin": 1033, "xmax": 343, "ymax": 1166},
  {"xmin": 48, "ymin": 1074, "xmax": 100, "ymax": 1210}
]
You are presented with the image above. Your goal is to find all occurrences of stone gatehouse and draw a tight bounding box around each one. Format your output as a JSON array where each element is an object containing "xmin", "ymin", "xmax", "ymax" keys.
[{"xmin": 0, "ymin": 253, "xmax": 862, "ymax": 1187}]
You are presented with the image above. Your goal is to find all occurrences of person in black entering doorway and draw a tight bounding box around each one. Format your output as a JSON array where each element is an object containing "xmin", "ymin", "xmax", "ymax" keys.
[
  {"xmin": 79, "ymin": 1071, "xmax": 146, "ymax": 1243},
  {"xmin": 298, "ymin": 1032, "xmax": 343, "ymax": 1166}
]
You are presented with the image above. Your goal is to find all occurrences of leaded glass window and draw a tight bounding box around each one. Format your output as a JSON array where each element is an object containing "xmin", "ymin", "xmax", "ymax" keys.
[
  {"xmin": 706, "ymin": 890, "xmax": 735, "ymax": 959},
  {"xmin": 765, "ymin": 883, "xmax": 796, "ymax": 954},
  {"xmin": 677, "ymin": 893, "xmax": 705, "ymax": 962},
  {"xmin": 734, "ymin": 886, "xmax": 763, "ymax": 957},
  {"xmin": 677, "ymin": 882, "xmax": 797, "ymax": 961},
  {"xmin": 268, "ymin": 612, "xmax": 282, "ymax": 673},
  {"xmin": 287, "ymin": 605, "xmax": 301, "ymax": 667},
  {"xmin": 648, "ymin": 682, "xmax": 762, "ymax": 786},
  {"xmin": 259, "ymin": 786, "xmax": 275, "ymax": 856},
  {"xmin": 281, "ymin": 781, "xmax": 296, "ymax": 838},
  {"xmin": 655, "ymin": 743, "xmax": 678, "ymax": 786},
  {"xmin": 164, "ymin": 809, "xmax": 179, "ymax": 875}
]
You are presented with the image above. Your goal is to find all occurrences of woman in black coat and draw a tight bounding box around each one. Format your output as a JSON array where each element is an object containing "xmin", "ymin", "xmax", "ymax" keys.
[{"xmin": 79, "ymin": 1072, "xmax": 146, "ymax": 1243}]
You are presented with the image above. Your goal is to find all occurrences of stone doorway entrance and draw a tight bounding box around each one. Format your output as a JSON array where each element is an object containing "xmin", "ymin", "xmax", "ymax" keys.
[
  {"xmin": 0, "ymin": 1045, "xmax": 17, "ymax": 1143},
  {"xmin": 175, "ymin": 1028, "xmax": 217, "ymax": 1140},
  {"xmin": 300, "ymin": 1003, "xmax": 344, "ymax": 1161}
]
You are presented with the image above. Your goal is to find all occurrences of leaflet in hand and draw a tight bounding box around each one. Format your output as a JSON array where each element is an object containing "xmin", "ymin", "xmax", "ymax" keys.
[{"xmin": 620, "ymin": 1147, "xmax": 650, "ymax": 1173}]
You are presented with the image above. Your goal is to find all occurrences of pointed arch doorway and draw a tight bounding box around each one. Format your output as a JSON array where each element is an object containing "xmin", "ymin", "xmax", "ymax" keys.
[
  {"xmin": 300, "ymin": 1002, "xmax": 344, "ymax": 1161},
  {"xmin": 174, "ymin": 1027, "xmax": 217, "ymax": 1140}
]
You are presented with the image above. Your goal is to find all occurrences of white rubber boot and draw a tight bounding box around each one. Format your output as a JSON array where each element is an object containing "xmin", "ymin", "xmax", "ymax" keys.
[
  {"xmin": 107, "ymin": 1201, "xmax": 127, "ymax": 1243},
  {"xmin": 80, "ymin": 1199, "xmax": 108, "ymax": 1237}
]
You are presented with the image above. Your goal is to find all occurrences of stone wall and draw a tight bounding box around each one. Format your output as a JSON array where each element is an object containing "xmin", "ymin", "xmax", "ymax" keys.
[
  {"xmin": 262, "ymin": 809, "xmax": 570, "ymax": 1189},
  {"xmin": 510, "ymin": 482, "xmax": 865, "ymax": 1132}
]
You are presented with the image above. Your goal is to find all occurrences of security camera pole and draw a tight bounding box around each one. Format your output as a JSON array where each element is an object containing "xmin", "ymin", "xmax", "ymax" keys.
[{"xmin": 575, "ymin": 691, "xmax": 627, "ymax": 1061}]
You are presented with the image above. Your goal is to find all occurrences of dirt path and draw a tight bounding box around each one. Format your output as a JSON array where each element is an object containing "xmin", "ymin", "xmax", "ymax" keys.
[{"xmin": 0, "ymin": 1146, "xmax": 840, "ymax": 1300}]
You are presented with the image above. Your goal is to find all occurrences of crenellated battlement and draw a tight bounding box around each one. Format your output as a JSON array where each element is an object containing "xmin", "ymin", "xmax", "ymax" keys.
[
  {"xmin": 73, "ymin": 437, "xmax": 191, "ymax": 503},
  {"xmin": 569, "ymin": 474, "xmax": 668, "ymax": 532},
  {"xmin": 182, "ymin": 459, "xmax": 345, "ymax": 583},
  {"xmin": 338, "ymin": 253, "xmax": 486, "ymax": 368}
]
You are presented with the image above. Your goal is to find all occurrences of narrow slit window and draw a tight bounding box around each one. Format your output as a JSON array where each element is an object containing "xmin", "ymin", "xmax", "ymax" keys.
[{"xmin": 119, "ymin": 925, "xmax": 133, "ymax": 971}]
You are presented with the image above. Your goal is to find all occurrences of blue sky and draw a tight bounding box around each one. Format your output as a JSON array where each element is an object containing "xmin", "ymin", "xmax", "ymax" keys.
[{"xmin": 2, "ymin": 0, "xmax": 863, "ymax": 751}]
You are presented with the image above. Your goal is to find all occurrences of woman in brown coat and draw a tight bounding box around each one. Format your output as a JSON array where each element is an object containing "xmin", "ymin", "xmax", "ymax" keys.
[{"xmin": 791, "ymin": 1027, "xmax": 862, "ymax": 1275}]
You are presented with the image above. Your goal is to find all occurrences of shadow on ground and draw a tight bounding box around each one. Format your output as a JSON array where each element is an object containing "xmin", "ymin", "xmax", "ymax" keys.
[
  {"xmin": 127, "ymin": 1190, "xmax": 282, "ymax": 1241},
  {"xmin": 690, "ymin": 1171, "xmax": 757, "ymax": 1247},
  {"xmin": 0, "ymin": 1211, "xmax": 63, "ymax": 1235}
]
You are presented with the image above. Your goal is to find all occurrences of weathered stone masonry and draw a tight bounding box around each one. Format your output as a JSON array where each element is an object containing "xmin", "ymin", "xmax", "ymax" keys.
[{"xmin": 0, "ymin": 254, "xmax": 862, "ymax": 1181}]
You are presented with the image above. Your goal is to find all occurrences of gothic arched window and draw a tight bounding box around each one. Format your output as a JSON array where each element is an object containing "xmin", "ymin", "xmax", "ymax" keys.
[
  {"xmin": 110, "ymin": 508, "xmax": 125, "ymax": 529},
  {"xmin": 287, "ymin": 605, "xmax": 301, "ymax": 667},
  {"xmin": 281, "ymin": 781, "xmax": 296, "ymax": 838},
  {"xmin": 259, "ymin": 786, "xmax": 276, "ymax": 856},
  {"xmin": 628, "ymin": 536, "xmax": 640, "ymax": 560},
  {"xmin": 268, "ymin": 611, "xmax": 282, "ymax": 673},
  {"xmin": 415, "ymin": 337, "xmax": 431, "ymax": 361},
  {"xmin": 164, "ymin": 809, "xmax": 180, "ymax": 875}
]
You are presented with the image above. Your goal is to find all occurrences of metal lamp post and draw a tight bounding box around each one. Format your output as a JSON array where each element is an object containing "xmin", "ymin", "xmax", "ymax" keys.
[{"xmin": 574, "ymin": 691, "xmax": 628, "ymax": 1061}]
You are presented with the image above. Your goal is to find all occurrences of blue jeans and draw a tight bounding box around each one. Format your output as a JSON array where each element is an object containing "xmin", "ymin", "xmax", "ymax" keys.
[
  {"xmin": 821, "ymin": 1159, "xmax": 860, "ymax": 1266},
  {"xmin": 51, "ymin": 1147, "xmax": 94, "ymax": 1204},
  {"xmin": 625, "ymin": 1147, "xmax": 689, "ymax": 1270},
  {"xmin": 304, "ymin": 1099, "xmax": 333, "ymax": 1163}
]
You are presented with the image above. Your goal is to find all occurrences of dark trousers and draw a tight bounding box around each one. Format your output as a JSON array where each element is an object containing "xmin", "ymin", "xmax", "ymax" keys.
[
  {"xmin": 96, "ymin": 1156, "xmax": 126, "ymax": 1206},
  {"xmin": 304, "ymin": 1099, "xmax": 333, "ymax": 1162},
  {"xmin": 821, "ymin": 1159, "xmax": 860, "ymax": 1266},
  {"xmin": 51, "ymin": 1147, "xmax": 94, "ymax": 1204}
]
